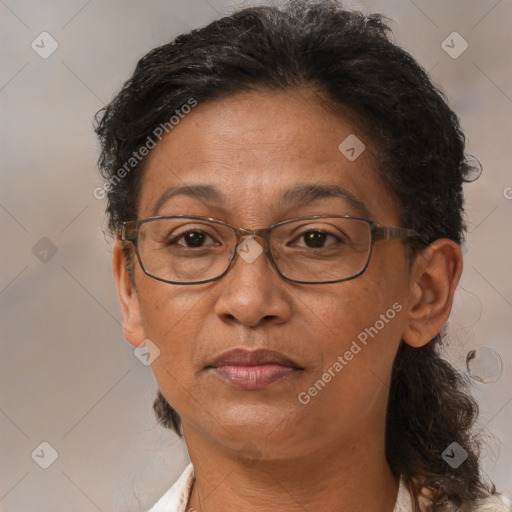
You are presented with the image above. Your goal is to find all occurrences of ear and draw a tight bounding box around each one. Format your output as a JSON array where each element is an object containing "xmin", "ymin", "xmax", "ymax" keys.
[
  {"xmin": 402, "ymin": 239, "xmax": 463, "ymax": 348},
  {"xmin": 112, "ymin": 240, "xmax": 146, "ymax": 347}
]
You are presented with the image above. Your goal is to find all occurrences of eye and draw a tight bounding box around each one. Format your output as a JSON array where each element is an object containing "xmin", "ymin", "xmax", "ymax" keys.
[
  {"xmin": 291, "ymin": 229, "xmax": 344, "ymax": 249},
  {"xmin": 170, "ymin": 230, "xmax": 218, "ymax": 248}
]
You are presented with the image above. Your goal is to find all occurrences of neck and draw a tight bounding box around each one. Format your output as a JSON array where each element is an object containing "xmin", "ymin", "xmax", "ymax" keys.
[{"xmin": 184, "ymin": 425, "xmax": 400, "ymax": 512}]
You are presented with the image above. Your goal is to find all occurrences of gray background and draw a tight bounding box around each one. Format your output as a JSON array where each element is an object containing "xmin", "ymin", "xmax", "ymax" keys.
[{"xmin": 1, "ymin": 0, "xmax": 511, "ymax": 510}]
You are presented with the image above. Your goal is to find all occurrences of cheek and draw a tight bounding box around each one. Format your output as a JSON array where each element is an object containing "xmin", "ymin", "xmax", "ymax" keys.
[
  {"xmin": 306, "ymin": 254, "xmax": 405, "ymax": 341},
  {"xmin": 137, "ymin": 283, "xmax": 206, "ymax": 387},
  {"xmin": 305, "ymin": 280, "xmax": 404, "ymax": 371},
  {"xmin": 295, "ymin": 292, "xmax": 404, "ymax": 435},
  {"xmin": 301, "ymin": 256, "xmax": 407, "ymax": 401}
]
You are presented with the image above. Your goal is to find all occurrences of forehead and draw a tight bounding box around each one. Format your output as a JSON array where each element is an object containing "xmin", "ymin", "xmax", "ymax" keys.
[{"xmin": 137, "ymin": 89, "xmax": 399, "ymax": 225}]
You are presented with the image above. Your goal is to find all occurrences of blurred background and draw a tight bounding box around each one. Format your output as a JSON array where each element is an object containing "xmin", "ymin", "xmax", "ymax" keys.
[{"xmin": 1, "ymin": 0, "xmax": 511, "ymax": 510}]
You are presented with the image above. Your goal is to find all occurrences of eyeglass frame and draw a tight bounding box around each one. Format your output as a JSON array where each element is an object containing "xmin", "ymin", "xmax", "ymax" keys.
[{"xmin": 120, "ymin": 214, "xmax": 423, "ymax": 285}]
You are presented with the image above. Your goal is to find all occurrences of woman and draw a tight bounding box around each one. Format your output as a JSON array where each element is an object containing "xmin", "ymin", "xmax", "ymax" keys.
[{"xmin": 94, "ymin": 1, "xmax": 511, "ymax": 511}]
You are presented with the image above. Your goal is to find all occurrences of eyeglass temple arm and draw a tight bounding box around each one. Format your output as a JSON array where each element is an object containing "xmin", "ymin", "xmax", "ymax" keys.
[
  {"xmin": 120, "ymin": 222, "xmax": 138, "ymax": 243},
  {"xmin": 373, "ymin": 226, "xmax": 422, "ymax": 241}
]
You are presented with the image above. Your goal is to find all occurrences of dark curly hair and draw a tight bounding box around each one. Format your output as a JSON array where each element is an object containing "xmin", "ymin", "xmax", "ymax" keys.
[{"xmin": 94, "ymin": 1, "xmax": 494, "ymax": 510}]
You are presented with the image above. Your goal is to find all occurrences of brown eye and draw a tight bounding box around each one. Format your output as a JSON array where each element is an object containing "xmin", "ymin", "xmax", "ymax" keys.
[
  {"xmin": 171, "ymin": 231, "xmax": 217, "ymax": 248},
  {"xmin": 292, "ymin": 230, "xmax": 342, "ymax": 249}
]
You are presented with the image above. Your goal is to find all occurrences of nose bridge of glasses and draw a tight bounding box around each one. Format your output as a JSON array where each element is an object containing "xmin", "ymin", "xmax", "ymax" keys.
[
  {"xmin": 234, "ymin": 226, "xmax": 272, "ymax": 244},
  {"xmin": 231, "ymin": 227, "xmax": 275, "ymax": 267}
]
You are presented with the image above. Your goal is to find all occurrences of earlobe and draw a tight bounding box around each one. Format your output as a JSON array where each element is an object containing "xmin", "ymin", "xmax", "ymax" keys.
[
  {"xmin": 112, "ymin": 240, "xmax": 146, "ymax": 347},
  {"xmin": 402, "ymin": 239, "xmax": 463, "ymax": 348}
]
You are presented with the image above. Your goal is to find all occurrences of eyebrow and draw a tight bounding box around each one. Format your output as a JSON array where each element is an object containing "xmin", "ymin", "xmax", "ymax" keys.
[
  {"xmin": 151, "ymin": 184, "xmax": 224, "ymax": 216},
  {"xmin": 150, "ymin": 183, "xmax": 370, "ymax": 218},
  {"xmin": 281, "ymin": 183, "xmax": 370, "ymax": 218}
]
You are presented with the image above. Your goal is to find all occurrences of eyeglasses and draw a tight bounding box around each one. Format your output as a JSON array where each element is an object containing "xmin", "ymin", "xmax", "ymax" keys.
[{"xmin": 120, "ymin": 215, "xmax": 422, "ymax": 285}]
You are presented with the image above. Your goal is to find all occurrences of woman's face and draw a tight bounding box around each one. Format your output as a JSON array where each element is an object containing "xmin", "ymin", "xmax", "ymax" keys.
[{"xmin": 121, "ymin": 89, "xmax": 415, "ymax": 461}]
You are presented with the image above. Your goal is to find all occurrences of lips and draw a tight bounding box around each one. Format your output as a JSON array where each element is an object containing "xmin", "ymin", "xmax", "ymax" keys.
[
  {"xmin": 206, "ymin": 348, "xmax": 303, "ymax": 390},
  {"xmin": 208, "ymin": 348, "xmax": 300, "ymax": 368}
]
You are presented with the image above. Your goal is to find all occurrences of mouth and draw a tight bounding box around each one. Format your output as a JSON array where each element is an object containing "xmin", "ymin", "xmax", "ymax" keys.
[{"xmin": 206, "ymin": 348, "xmax": 304, "ymax": 390}]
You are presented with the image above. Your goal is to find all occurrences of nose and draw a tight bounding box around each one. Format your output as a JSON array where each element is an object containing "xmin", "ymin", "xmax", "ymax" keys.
[{"xmin": 213, "ymin": 237, "xmax": 292, "ymax": 328}]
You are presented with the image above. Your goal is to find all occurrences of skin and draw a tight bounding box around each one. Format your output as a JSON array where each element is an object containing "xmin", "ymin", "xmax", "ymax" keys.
[{"xmin": 112, "ymin": 88, "xmax": 463, "ymax": 512}]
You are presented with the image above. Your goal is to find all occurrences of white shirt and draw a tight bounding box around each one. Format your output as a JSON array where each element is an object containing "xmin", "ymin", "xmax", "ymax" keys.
[{"xmin": 146, "ymin": 463, "xmax": 511, "ymax": 512}]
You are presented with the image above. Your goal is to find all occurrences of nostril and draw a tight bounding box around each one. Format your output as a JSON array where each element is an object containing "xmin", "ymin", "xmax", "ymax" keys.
[{"xmin": 248, "ymin": 316, "xmax": 278, "ymax": 328}]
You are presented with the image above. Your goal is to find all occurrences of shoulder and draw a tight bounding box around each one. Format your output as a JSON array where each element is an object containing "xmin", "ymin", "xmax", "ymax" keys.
[
  {"xmin": 472, "ymin": 493, "xmax": 512, "ymax": 511},
  {"xmin": 433, "ymin": 492, "xmax": 512, "ymax": 512},
  {"xmin": 145, "ymin": 463, "xmax": 194, "ymax": 512}
]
